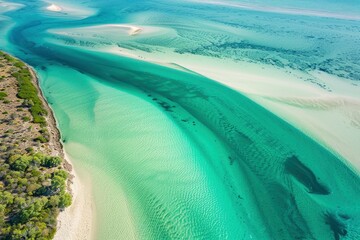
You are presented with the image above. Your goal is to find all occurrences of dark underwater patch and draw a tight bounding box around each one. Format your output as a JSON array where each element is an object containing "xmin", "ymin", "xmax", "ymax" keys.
[
  {"xmin": 285, "ymin": 156, "xmax": 330, "ymax": 195},
  {"xmin": 325, "ymin": 213, "xmax": 348, "ymax": 240}
]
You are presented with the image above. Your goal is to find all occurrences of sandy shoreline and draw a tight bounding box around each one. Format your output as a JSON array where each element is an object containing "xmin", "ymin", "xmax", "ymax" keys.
[
  {"xmin": 54, "ymin": 153, "xmax": 95, "ymax": 240},
  {"xmin": 28, "ymin": 65, "xmax": 94, "ymax": 239}
]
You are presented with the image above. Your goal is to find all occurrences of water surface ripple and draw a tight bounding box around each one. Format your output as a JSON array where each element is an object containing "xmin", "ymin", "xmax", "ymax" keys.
[{"xmin": 2, "ymin": 0, "xmax": 360, "ymax": 239}]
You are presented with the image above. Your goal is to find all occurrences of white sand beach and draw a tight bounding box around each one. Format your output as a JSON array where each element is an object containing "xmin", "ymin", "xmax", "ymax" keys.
[{"xmin": 54, "ymin": 152, "xmax": 95, "ymax": 240}]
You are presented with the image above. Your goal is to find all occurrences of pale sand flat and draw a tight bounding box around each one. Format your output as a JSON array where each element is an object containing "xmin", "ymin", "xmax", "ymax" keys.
[{"xmin": 97, "ymin": 46, "xmax": 360, "ymax": 172}]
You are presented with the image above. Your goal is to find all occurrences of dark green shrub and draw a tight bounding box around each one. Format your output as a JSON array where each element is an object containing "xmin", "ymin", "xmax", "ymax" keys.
[
  {"xmin": 42, "ymin": 157, "xmax": 62, "ymax": 168},
  {"xmin": 34, "ymin": 135, "xmax": 49, "ymax": 143},
  {"xmin": 0, "ymin": 91, "xmax": 7, "ymax": 100},
  {"xmin": 59, "ymin": 192, "xmax": 72, "ymax": 208}
]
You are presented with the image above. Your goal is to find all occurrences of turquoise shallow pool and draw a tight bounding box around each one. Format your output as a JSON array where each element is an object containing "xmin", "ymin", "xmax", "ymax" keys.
[{"xmin": 1, "ymin": 0, "xmax": 360, "ymax": 239}]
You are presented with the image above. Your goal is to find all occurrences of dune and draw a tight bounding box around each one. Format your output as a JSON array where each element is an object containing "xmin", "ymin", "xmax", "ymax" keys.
[
  {"xmin": 129, "ymin": 26, "xmax": 142, "ymax": 36},
  {"xmin": 47, "ymin": 3, "xmax": 62, "ymax": 12},
  {"xmin": 43, "ymin": 1, "xmax": 97, "ymax": 19}
]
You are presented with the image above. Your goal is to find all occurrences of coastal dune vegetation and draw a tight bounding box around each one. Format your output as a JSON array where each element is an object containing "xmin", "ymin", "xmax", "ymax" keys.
[
  {"xmin": 0, "ymin": 51, "xmax": 71, "ymax": 239},
  {"xmin": 0, "ymin": 154, "xmax": 71, "ymax": 239},
  {"xmin": 1, "ymin": 52, "xmax": 47, "ymax": 125}
]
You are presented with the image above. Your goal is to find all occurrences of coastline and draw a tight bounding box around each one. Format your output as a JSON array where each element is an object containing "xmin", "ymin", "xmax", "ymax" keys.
[
  {"xmin": 28, "ymin": 65, "xmax": 94, "ymax": 239},
  {"xmin": 0, "ymin": 51, "xmax": 91, "ymax": 238},
  {"xmin": 54, "ymin": 152, "xmax": 95, "ymax": 240}
]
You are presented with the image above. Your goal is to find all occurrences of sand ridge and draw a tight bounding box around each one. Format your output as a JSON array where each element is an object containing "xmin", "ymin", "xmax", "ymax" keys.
[{"xmin": 85, "ymin": 46, "xmax": 360, "ymax": 173}]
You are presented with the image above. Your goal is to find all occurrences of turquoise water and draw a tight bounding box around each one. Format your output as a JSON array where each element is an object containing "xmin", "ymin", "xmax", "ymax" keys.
[{"xmin": 1, "ymin": 0, "xmax": 360, "ymax": 239}]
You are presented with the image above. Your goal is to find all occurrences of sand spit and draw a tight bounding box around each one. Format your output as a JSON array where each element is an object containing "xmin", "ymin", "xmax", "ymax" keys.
[
  {"xmin": 93, "ymin": 24, "xmax": 143, "ymax": 36},
  {"xmin": 81, "ymin": 24, "xmax": 143, "ymax": 36}
]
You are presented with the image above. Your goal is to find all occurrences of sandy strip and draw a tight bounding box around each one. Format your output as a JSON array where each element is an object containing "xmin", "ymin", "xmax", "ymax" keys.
[
  {"xmin": 54, "ymin": 153, "xmax": 95, "ymax": 240},
  {"xmin": 95, "ymin": 24, "xmax": 143, "ymax": 36},
  {"xmin": 78, "ymin": 24, "xmax": 143, "ymax": 36}
]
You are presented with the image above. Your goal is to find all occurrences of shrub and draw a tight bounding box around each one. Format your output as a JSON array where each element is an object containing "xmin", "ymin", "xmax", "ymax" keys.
[
  {"xmin": 10, "ymin": 63, "xmax": 47, "ymax": 125},
  {"xmin": 9, "ymin": 156, "xmax": 30, "ymax": 171},
  {"xmin": 59, "ymin": 192, "xmax": 72, "ymax": 208},
  {"xmin": 34, "ymin": 135, "xmax": 49, "ymax": 143},
  {"xmin": 25, "ymin": 147, "xmax": 34, "ymax": 153},
  {"xmin": 27, "ymin": 183, "xmax": 41, "ymax": 194},
  {"xmin": 0, "ymin": 52, "xmax": 71, "ymax": 239},
  {"xmin": 0, "ymin": 91, "xmax": 7, "ymax": 100},
  {"xmin": 42, "ymin": 157, "xmax": 62, "ymax": 168}
]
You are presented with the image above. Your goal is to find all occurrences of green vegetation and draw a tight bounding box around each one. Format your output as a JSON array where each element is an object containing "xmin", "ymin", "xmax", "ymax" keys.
[
  {"xmin": 0, "ymin": 51, "xmax": 72, "ymax": 239},
  {"xmin": 1, "ymin": 53, "xmax": 48, "ymax": 125},
  {"xmin": 34, "ymin": 135, "xmax": 49, "ymax": 143},
  {"xmin": 0, "ymin": 91, "xmax": 7, "ymax": 100},
  {"xmin": 22, "ymin": 116, "xmax": 30, "ymax": 122},
  {"xmin": 12, "ymin": 68, "xmax": 47, "ymax": 125},
  {"xmin": 0, "ymin": 154, "xmax": 71, "ymax": 239}
]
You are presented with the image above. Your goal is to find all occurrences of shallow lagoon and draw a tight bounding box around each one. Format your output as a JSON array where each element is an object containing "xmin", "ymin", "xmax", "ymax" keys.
[{"xmin": 2, "ymin": 0, "xmax": 360, "ymax": 239}]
